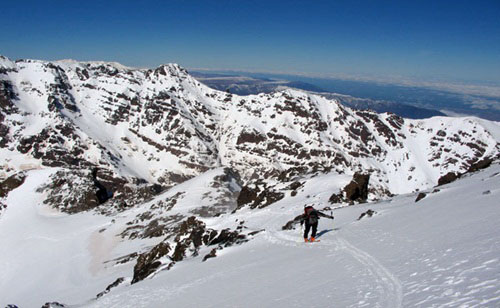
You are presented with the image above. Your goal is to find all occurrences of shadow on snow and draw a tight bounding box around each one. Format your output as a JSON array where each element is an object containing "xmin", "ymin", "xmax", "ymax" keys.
[{"xmin": 315, "ymin": 228, "xmax": 340, "ymax": 238}]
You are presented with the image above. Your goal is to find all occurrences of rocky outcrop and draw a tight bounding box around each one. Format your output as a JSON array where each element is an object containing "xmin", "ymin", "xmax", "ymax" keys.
[
  {"xmin": 209, "ymin": 228, "xmax": 247, "ymax": 247},
  {"xmin": 0, "ymin": 172, "xmax": 26, "ymax": 214},
  {"xmin": 96, "ymin": 277, "xmax": 126, "ymax": 298},
  {"xmin": 0, "ymin": 80, "xmax": 18, "ymax": 148},
  {"xmin": 171, "ymin": 217, "xmax": 209, "ymax": 261},
  {"xmin": 132, "ymin": 241, "xmax": 171, "ymax": 284},
  {"xmin": 41, "ymin": 303, "xmax": 67, "ymax": 308},
  {"xmin": 437, "ymin": 158, "xmax": 496, "ymax": 187},
  {"xmin": 344, "ymin": 173, "xmax": 370, "ymax": 202},
  {"xmin": 436, "ymin": 158, "xmax": 495, "ymax": 187},
  {"xmin": 437, "ymin": 172, "xmax": 460, "ymax": 186},
  {"xmin": 0, "ymin": 172, "xmax": 26, "ymax": 198},
  {"xmin": 237, "ymin": 129, "xmax": 267, "ymax": 145},
  {"xmin": 282, "ymin": 214, "xmax": 305, "ymax": 230},
  {"xmin": 34, "ymin": 168, "xmax": 165, "ymax": 215},
  {"xmin": 236, "ymin": 182, "xmax": 284, "ymax": 211},
  {"xmin": 170, "ymin": 217, "xmax": 248, "ymax": 262},
  {"xmin": 120, "ymin": 214, "xmax": 184, "ymax": 240},
  {"xmin": 236, "ymin": 185, "xmax": 259, "ymax": 208},
  {"xmin": 130, "ymin": 216, "xmax": 251, "ymax": 284},
  {"xmin": 36, "ymin": 170, "xmax": 101, "ymax": 214},
  {"xmin": 202, "ymin": 248, "xmax": 217, "ymax": 262},
  {"xmin": 357, "ymin": 209, "xmax": 376, "ymax": 220},
  {"xmin": 415, "ymin": 192, "xmax": 427, "ymax": 202},
  {"xmin": 467, "ymin": 158, "xmax": 493, "ymax": 173},
  {"xmin": 328, "ymin": 192, "xmax": 343, "ymax": 204},
  {"xmin": 329, "ymin": 173, "xmax": 371, "ymax": 204},
  {"xmin": 92, "ymin": 168, "xmax": 113, "ymax": 204}
]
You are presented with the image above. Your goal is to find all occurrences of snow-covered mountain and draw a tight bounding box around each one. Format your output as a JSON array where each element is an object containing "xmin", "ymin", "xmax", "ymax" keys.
[
  {"xmin": 1, "ymin": 56, "xmax": 498, "ymax": 193},
  {"xmin": 0, "ymin": 56, "xmax": 499, "ymax": 307}
]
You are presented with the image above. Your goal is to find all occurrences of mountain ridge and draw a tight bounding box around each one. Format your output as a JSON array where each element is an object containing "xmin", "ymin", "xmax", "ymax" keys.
[{"xmin": 1, "ymin": 56, "xmax": 498, "ymax": 193}]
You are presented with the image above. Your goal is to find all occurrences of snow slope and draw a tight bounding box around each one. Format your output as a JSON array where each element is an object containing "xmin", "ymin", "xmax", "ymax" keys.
[
  {"xmin": 1, "ymin": 164, "xmax": 499, "ymax": 307},
  {"xmin": 0, "ymin": 169, "xmax": 132, "ymax": 307},
  {"xmin": 86, "ymin": 164, "xmax": 500, "ymax": 308}
]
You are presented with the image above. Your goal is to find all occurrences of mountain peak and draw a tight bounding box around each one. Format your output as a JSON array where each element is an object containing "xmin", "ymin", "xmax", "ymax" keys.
[
  {"xmin": 154, "ymin": 63, "xmax": 189, "ymax": 77},
  {"xmin": 0, "ymin": 55, "xmax": 16, "ymax": 70}
]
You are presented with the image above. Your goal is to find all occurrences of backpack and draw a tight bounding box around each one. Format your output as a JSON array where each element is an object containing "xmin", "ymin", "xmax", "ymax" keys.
[{"xmin": 304, "ymin": 206, "xmax": 318, "ymax": 224}]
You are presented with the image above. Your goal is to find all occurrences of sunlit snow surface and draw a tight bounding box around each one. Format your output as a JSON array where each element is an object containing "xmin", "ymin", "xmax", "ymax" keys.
[{"xmin": 1, "ymin": 165, "xmax": 499, "ymax": 307}]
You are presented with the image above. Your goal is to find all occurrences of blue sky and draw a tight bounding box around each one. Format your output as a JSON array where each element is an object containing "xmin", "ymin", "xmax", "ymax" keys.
[{"xmin": 1, "ymin": 0, "xmax": 499, "ymax": 83}]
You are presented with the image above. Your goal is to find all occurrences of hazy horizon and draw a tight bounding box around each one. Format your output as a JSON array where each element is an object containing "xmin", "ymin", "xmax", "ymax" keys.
[{"xmin": 1, "ymin": 0, "xmax": 499, "ymax": 85}]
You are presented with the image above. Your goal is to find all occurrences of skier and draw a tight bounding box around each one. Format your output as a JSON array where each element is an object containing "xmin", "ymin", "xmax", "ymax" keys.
[{"xmin": 300, "ymin": 204, "xmax": 334, "ymax": 242}]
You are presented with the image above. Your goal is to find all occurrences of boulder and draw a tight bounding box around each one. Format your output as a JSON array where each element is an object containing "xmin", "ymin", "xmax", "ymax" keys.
[
  {"xmin": 344, "ymin": 173, "xmax": 370, "ymax": 202},
  {"xmin": 41, "ymin": 303, "xmax": 67, "ymax": 308},
  {"xmin": 202, "ymin": 248, "xmax": 217, "ymax": 262},
  {"xmin": 281, "ymin": 214, "xmax": 304, "ymax": 230},
  {"xmin": 415, "ymin": 192, "xmax": 427, "ymax": 202},
  {"xmin": 357, "ymin": 209, "xmax": 376, "ymax": 220}
]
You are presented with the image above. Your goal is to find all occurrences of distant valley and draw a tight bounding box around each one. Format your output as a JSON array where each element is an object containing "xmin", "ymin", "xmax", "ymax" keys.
[{"xmin": 192, "ymin": 71, "xmax": 500, "ymax": 121}]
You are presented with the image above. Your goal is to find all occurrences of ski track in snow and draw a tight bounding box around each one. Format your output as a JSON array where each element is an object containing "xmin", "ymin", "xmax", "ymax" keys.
[
  {"xmin": 265, "ymin": 226, "xmax": 403, "ymax": 308},
  {"xmin": 337, "ymin": 237, "xmax": 403, "ymax": 308}
]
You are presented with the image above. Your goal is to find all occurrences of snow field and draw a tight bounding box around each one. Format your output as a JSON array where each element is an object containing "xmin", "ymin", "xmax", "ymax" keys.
[{"xmin": 86, "ymin": 164, "xmax": 500, "ymax": 307}]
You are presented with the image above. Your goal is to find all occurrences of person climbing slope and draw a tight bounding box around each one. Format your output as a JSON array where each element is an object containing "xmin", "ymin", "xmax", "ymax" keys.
[{"xmin": 300, "ymin": 204, "xmax": 334, "ymax": 242}]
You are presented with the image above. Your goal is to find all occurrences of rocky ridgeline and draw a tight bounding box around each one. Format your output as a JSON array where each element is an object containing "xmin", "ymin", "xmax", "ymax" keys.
[{"xmin": 130, "ymin": 216, "xmax": 255, "ymax": 284}]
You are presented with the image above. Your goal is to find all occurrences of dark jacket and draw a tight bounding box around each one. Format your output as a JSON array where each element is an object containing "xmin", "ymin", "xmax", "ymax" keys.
[{"xmin": 300, "ymin": 207, "xmax": 333, "ymax": 225}]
